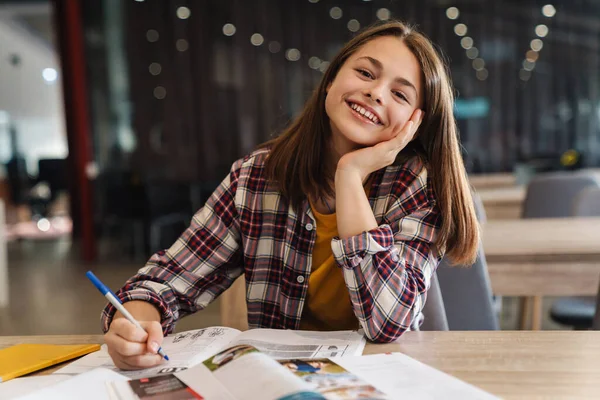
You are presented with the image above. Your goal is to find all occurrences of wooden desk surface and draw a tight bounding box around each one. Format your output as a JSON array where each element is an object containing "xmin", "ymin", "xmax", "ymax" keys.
[
  {"xmin": 2, "ymin": 331, "xmax": 600, "ymax": 399},
  {"xmin": 483, "ymin": 217, "xmax": 600, "ymax": 259}
]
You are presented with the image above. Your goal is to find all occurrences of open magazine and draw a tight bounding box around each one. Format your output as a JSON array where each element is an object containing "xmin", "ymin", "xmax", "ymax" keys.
[
  {"xmin": 55, "ymin": 327, "xmax": 366, "ymax": 379},
  {"xmin": 108, "ymin": 344, "xmax": 498, "ymax": 400}
]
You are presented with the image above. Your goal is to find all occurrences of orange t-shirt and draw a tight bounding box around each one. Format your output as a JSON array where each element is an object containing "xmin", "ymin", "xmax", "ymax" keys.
[{"xmin": 299, "ymin": 202, "xmax": 358, "ymax": 331}]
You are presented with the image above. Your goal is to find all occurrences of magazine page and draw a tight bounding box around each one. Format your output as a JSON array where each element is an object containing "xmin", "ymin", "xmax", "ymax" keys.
[
  {"xmin": 55, "ymin": 327, "xmax": 241, "ymax": 379},
  {"xmin": 228, "ymin": 329, "xmax": 366, "ymax": 359},
  {"xmin": 335, "ymin": 353, "xmax": 499, "ymax": 400},
  {"xmin": 279, "ymin": 358, "xmax": 390, "ymax": 399},
  {"xmin": 176, "ymin": 345, "xmax": 323, "ymax": 400},
  {"xmin": 109, "ymin": 375, "xmax": 206, "ymax": 400}
]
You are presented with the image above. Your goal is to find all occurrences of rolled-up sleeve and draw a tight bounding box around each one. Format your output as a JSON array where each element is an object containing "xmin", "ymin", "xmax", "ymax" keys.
[
  {"xmin": 101, "ymin": 160, "xmax": 244, "ymax": 334},
  {"xmin": 332, "ymin": 166, "xmax": 442, "ymax": 343}
]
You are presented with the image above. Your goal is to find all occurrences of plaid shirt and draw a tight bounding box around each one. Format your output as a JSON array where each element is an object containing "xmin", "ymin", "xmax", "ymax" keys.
[{"xmin": 102, "ymin": 148, "xmax": 443, "ymax": 343}]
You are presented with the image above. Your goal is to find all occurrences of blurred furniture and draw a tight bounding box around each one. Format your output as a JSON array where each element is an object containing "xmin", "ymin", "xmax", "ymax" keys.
[
  {"xmin": 221, "ymin": 275, "xmax": 248, "ymax": 331},
  {"xmin": 519, "ymin": 172, "xmax": 599, "ymax": 329},
  {"xmin": 99, "ymin": 171, "xmax": 146, "ymax": 258},
  {"xmin": 521, "ymin": 171, "xmax": 599, "ymax": 219},
  {"xmin": 436, "ymin": 249, "xmax": 499, "ymax": 330},
  {"xmin": 420, "ymin": 273, "xmax": 449, "ymax": 331},
  {"xmin": 0, "ymin": 199, "xmax": 8, "ymax": 307},
  {"xmin": 144, "ymin": 181, "xmax": 193, "ymax": 253},
  {"xmin": 468, "ymin": 172, "xmax": 515, "ymax": 190},
  {"xmin": 594, "ymin": 281, "xmax": 600, "ymax": 330},
  {"xmin": 483, "ymin": 217, "xmax": 600, "ymax": 330},
  {"xmin": 7, "ymin": 332, "xmax": 600, "ymax": 398},
  {"xmin": 436, "ymin": 193, "xmax": 498, "ymax": 330},
  {"xmin": 476, "ymin": 186, "xmax": 525, "ymax": 220},
  {"xmin": 550, "ymin": 186, "xmax": 600, "ymax": 329}
]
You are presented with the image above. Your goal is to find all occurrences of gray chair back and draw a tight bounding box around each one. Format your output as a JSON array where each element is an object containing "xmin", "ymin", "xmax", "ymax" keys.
[
  {"xmin": 575, "ymin": 186, "xmax": 600, "ymax": 330},
  {"xmin": 420, "ymin": 273, "xmax": 449, "ymax": 331},
  {"xmin": 594, "ymin": 282, "xmax": 600, "ymax": 330},
  {"xmin": 436, "ymin": 193, "xmax": 499, "ymax": 330},
  {"xmin": 573, "ymin": 186, "xmax": 600, "ymax": 217},
  {"xmin": 522, "ymin": 171, "xmax": 599, "ymax": 218}
]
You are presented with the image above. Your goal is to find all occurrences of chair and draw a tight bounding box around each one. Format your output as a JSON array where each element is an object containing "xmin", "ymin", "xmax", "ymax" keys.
[
  {"xmin": 521, "ymin": 171, "xmax": 599, "ymax": 219},
  {"xmin": 520, "ymin": 171, "xmax": 599, "ymax": 329},
  {"xmin": 593, "ymin": 280, "xmax": 600, "ymax": 330},
  {"xmin": 221, "ymin": 275, "xmax": 249, "ymax": 331},
  {"xmin": 435, "ymin": 193, "xmax": 499, "ymax": 330},
  {"xmin": 420, "ymin": 273, "xmax": 449, "ymax": 331},
  {"xmin": 550, "ymin": 186, "xmax": 600, "ymax": 329}
]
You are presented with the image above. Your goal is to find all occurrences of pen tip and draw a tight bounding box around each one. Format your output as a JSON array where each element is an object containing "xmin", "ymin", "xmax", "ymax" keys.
[{"xmin": 164, "ymin": 355, "xmax": 170, "ymax": 361}]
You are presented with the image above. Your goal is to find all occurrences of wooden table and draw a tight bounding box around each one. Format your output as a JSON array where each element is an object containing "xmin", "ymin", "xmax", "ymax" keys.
[
  {"xmin": 3, "ymin": 331, "xmax": 600, "ymax": 399},
  {"xmin": 482, "ymin": 217, "xmax": 600, "ymax": 329},
  {"xmin": 476, "ymin": 186, "xmax": 525, "ymax": 220},
  {"xmin": 469, "ymin": 173, "xmax": 516, "ymax": 190}
]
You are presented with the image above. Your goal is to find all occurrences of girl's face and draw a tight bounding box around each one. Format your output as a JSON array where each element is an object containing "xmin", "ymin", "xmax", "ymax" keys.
[{"xmin": 325, "ymin": 36, "xmax": 424, "ymax": 152}]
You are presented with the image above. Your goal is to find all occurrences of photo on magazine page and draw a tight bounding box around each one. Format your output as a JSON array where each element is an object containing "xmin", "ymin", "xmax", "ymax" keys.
[
  {"xmin": 202, "ymin": 344, "xmax": 260, "ymax": 371},
  {"xmin": 279, "ymin": 359, "xmax": 389, "ymax": 400},
  {"xmin": 126, "ymin": 374, "xmax": 204, "ymax": 400}
]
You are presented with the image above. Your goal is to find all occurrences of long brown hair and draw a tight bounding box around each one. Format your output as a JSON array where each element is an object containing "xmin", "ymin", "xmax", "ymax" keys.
[{"xmin": 262, "ymin": 21, "xmax": 479, "ymax": 265}]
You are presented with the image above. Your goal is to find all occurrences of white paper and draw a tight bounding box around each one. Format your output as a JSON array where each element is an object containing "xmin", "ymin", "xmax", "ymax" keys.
[
  {"xmin": 336, "ymin": 353, "xmax": 499, "ymax": 400},
  {"xmin": 15, "ymin": 368, "xmax": 129, "ymax": 400},
  {"xmin": 229, "ymin": 329, "xmax": 365, "ymax": 359},
  {"xmin": 55, "ymin": 327, "xmax": 240, "ymax": 379},
  {"xmin": 0, "ymin": 375, "xmax": 70, "ymax": 400}
]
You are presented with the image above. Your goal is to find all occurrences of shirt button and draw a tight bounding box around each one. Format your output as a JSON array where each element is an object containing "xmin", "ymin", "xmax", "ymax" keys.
[
  {"xmin": 296, "ymin": 275, "xmax": 305, "ymax": 284},
  {"xmin": 392, "ymin": 254, "xmax": 400, "ymax": 262},
  {"xmin": 305, "ymin": 223, "xmax": 314, "ymax": 231}
]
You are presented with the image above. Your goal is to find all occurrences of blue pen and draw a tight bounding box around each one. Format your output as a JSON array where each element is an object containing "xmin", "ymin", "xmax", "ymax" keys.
[{"xmin": 86, "ymin": 271, "xmax": 169, "ymax": 361}]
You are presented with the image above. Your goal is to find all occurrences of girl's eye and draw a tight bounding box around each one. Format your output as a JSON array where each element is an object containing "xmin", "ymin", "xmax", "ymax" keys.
[
  {"xmin": 356, "ymin": 69, "xmax": 374, "ymax": 79},
  {"xmin": 393, "ymin": 91, "xmax": 408, "ymax": 102}
]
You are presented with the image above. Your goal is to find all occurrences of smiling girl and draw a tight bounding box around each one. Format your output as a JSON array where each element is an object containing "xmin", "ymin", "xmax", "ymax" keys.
[{"xmin": 102, "ymin": 21, "xmax": 479, "ymax": 370}]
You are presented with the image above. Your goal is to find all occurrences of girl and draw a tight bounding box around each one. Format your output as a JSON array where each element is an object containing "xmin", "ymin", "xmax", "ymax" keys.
[{"xmin": 103, "ymin": 21, "xmax": 479, "ymax": 370}]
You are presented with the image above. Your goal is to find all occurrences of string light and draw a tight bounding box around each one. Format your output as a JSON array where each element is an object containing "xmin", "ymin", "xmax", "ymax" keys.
[
  {"xmin": 153, "ymin": 86, "xmax": 166, "ymax": 99},
  {"xmin": 176, "ymin": 6, "xmax": 191, "ymax": 19},
  {"xmin": 454, "ymin": 23, "xmax": 467, "ymax": 36},
  {"xmin": 250, "ymin": 33, "xmax": 264, "ymax": 46},
  {"xmin": 519, "ymin": 69, "xmax": 531, "ymax": 81},
  {"xmin": 542, "ymin": 4, "xmax": 556, "ymax": 17},
  {"xmin": 268, "ymin": 41, "xmax": 281, "ymax": 53},
  {"xmin": 466, "ymin": 47, "xmax": 479, "ymax": 59},
  {"xmin": 460, "ymin": 36, "xmax": 473, "ymax": 49},
  {"xmin": 446, "ymin": 7, "xmax": 459, "ymax": 20},
  {"xmin": 285, "ymin": 48, "xmax": 301, "ymax": 61},
  {"xmin": 472, "ymin": 58, "xmax": 485, "ymax": 71},
  {"xmin": 530, "ymin": 38, "xmax": 543, "ymax": 51},
  {"xmin": 148, "ymin": 63, "xmax": 161, "ymax": 75},
  {"xmin": 146, "ymin": 29, "xmax": 159, "ymax": 42},
  {"xmin": 222, "ymin": 23, "xmax": 236, "ymax": 36},
  {"xmin": 376, "ymin": 8, "xmax": 390, "ymax": 21},
  {"xmin": 176, "ymin": 39, "xmax": 189, "ymax": 52},
  {"xmin": 347, "ymin": 19, "xmax": 360, "ymax": 32},
  {"xmin": 329, "ymin": 7, "xmax": 343, "ymax": 19},
  {"xmin": 476, "ymin": 69, "xmax": 488, "ymax": 81},
  {"xmin": 535, "ymin": 24, "xmax": 549, "ymax": 37},
  {"xmin": 308, "ymin": 56, "xmax": 321, "ymax": 69}
]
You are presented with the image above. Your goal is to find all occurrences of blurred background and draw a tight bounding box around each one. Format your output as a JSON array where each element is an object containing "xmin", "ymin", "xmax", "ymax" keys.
[{"xmin": 1, "ymin": 0, "xmax": 599, "ymax": 335}]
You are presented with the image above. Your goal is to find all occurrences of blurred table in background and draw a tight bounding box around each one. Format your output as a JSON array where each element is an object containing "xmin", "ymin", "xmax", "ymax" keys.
[
  {"xmin": 469, "ymin": 172, "xmax": 515, "ymax": 190},
  {"xmin": 0, "ymin": 199, "xmax": 8, "ymax": 307},
  {"xmin": 476, "ymin": 186, "xmax": 525, "ymax": 220},
  {"xmin": 482, "ymin": 217, "xmax": 600, "ymax": 329}
]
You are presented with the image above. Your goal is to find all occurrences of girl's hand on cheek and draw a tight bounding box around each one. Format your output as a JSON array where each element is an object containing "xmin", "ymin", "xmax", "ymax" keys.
[{"xmin": 337, "ymin": 109, "xmax": 424, "ymax": 181}]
